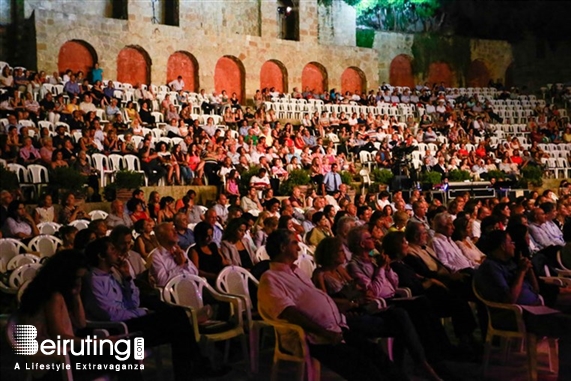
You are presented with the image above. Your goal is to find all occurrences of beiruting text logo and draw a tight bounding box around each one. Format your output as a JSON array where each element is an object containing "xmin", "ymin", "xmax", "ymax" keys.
[{"xmin": 13, "ymin": 325, "xmax": 144, "ymax": 361}]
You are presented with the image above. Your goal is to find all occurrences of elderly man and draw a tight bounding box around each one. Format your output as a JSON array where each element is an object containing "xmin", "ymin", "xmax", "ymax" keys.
[
  {"xmin": 258, "ymin": 229, "xmax": 408, "ymax": 381},
  {"xmin": 213, "ymin": 194, "xmax": 229, "ymax": 225},
  {"xmin": 475, "ymin": 230, "xmax": 571, "ymax": 380},
  {"xmin": 149, "ymin": 222, "xmax": 198, "ymax": 288},
  {"xmin": 410, "ymin": 201, "xmax": 431, "ymax": 234},
  {"xmin": 241, "ymin": 186, "xmax": 263, "ymax": 214},
  {"xmin": 174, "ymin": 212, "xmax": 195, "ymax": 251},
  {"xmin": 204, "ymin": 208, "xmax": 224, "ymax": 246},
  {"xmin": 431, "ymin": 212, "xmax": 475, "ymax": 273},
  {"xmin": 106, "ymin": 199, "xmax": 133, "ymax": 228}
]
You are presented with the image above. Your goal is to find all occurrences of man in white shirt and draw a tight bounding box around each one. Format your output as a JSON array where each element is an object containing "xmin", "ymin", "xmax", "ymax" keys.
[
  {"xmin": 432, "ymin": 212, "xmax": 474, "ymax": 272},
  {"xmin": 169, "ymin": 76, "xmax": 185, "ymax": 91},
  {"xmin": 212, "ymin": 193, "xmax": 229, "ymax": 224},
  {"xmin": 79, "ymin": 94, "xmax": 97, "ymax": 114},
  {"xmin": 471, "ymin": 206, "xmax": 490, "ymax": 242},
  {"xmin": 149, "ymin": 222, "xmax": 198, "ymax": 288}
]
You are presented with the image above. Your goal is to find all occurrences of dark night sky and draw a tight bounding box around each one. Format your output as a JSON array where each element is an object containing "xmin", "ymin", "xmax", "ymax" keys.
[{"xmin": 443, "ymin": 0, "xmax": 571, "ymax": 42}]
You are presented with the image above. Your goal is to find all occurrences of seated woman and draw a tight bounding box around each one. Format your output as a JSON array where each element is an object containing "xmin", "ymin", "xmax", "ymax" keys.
[
  {"xmin": 59, "ymin": 192, "xmax": 88, "ymax": 225},
  {"xmin": 33, "ymin": 194, "xmax": 57, "ymax": 224},
  {"xmin": 452, "ymin": 216, "xmax": 486, "ymax": 267},
  {"xmin": 219, "ymin": 218, "xmax": 257, "ymax": 269},
  {"xmin": 127, "ymin": 198, "xmax": 149, "ymax": 223},
  {"xmin": 133, "ymin": 218, "xmax": 158, "ymax": 260},
  {"xmin": 189, "ymin": 221, "xmax": 229, "ymax": 284},
  {"xmin": 313, "ymin": 237, "xmax": 444, "ymax": 380},
  {"xmin": 17, "ymin": 250, "xmax": 143, "ymax": 381},
  {"xmin": 157, "ymin": 196, "xmax": 176, "ymax": 224},
  {"xmin": 383, "ymin": 231, "xmax": 478, "ymax": 350},
  {"xmin": 307, "ymin": 211, "xmax": 333, "ymax": 247},
  {"xmin": 4, "ymin": 200, "xmax": 39, "ymax": 241}
]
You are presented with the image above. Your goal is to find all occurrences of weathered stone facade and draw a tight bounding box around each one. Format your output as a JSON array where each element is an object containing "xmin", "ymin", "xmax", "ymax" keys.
[
  {"xmin": 318, "ymin": 0, "xmax": 356, "ymax": 47},
  {"xmin": 28, "ymin": 0, "xmax": 378, "ymax": 101}
]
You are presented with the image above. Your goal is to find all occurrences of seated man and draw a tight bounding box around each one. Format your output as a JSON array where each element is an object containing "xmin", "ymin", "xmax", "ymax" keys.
[
  {"xmin": 475, "ymin": 230, "xmax": 571, "ymax": 380},
  {"xmin": 149, "ymin": 222, "xmax": 198, "ymax": 288},
  {"xmin": 431, "ymin": 212, "xmax": 475, "ymax": 273},
  {"xmin": 174, "ymin": 211, "xmax": 195, "ymax": 251},
  {"xmin": 258, "ymin": 229, "xmax": 408, "ymax": 381},
  {"xmin": 83, "ymin": 237, "xmax": 199, "ymax": 380},
  {"xmin": 241, "ymin": 186, "xmax": 263, "ymax": 214}
]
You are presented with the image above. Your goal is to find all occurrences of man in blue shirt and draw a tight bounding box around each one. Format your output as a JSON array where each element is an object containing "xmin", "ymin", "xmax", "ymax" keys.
[
  {"xmin": 475, "ymin": 229, "xmax": 571, "ymax": 380},
  {"xmin": 63, "ymin": 74, "xmax": 80, "ymax": 97},
  {"xmin": 323, "ymin": 163, "xmax": 342, "ymax": 195},
  {"xmin": 174, "ymin": 211, "xmax": 195, "ymax": 251}
]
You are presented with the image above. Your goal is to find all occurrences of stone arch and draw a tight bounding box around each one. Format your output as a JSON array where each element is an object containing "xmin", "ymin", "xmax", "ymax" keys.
[
  {"xmin": 260, "ymin": 59, "xmax": 288, "ymax": 93},
  {"xmin": 214, "ymin": 55, "xmax": 245, "ymax": 102},
  {"xmin": 389, "ymin": 54, "xmax": 414, "ymax": 88},
  {"xmin": 467, "ymin": 59, "xmax": 491, "ymax": 88},
  {"xmin": 301, "ymin": 62, "xmax": 328, "ymax": 94},
  {"xmin": 58, "ymin": 40, "xmax": 98, "ymax": 78},
  {"xmin": 341, "ymin": 66, "xmax": 366, "ymax": 95},
  {"xmin": 427, "ymin": 62, "xmax": 453, "ymax": 88},
  {"xmin": 117, "ymin": 45, "xmax": 152, "ymax": 85},
  {"xmin": 167, "ymin": 51, "xmax": 199, "ymax": 92}
]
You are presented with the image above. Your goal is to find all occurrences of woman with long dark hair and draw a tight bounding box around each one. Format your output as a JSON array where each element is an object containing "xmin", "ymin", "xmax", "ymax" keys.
[
  {"xmin": 188, "ymin": 221, "xmax": 228, "ymax": 283},
  {"xmin": 18, "ymin": 250, "xmax": 142, "ymax": 380},
  {"xmin": 4, "ymin": 200, "xmax": 39, "ymax": 241},
  {"xmin": 220, "ymin": 218, "xmax": 256, "ymax": 269}
]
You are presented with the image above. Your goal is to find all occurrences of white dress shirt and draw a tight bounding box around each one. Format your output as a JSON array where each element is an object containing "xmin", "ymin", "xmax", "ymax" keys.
[
  {"xmin": 432, "ymin": 233, "xmax": 473, "ymax": 271},
  {"xmin": 149, "ymin": 245, "xmax": 198, "ymax": 288}
]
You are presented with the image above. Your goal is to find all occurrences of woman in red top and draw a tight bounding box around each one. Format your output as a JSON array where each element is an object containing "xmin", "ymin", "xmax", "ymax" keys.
[{"xmin": 475, "ymin": 141, "xmax": 487, "ymax": 159}]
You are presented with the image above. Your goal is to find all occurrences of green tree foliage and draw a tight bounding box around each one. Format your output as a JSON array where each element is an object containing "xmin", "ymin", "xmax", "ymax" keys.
[{"xmin": 351, "ymin": 0, "xmax": 445, "ymax": 32}]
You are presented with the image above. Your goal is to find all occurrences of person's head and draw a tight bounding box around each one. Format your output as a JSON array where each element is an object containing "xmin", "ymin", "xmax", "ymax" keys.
[
  {"xmin": 347, "ymin": 225, "xmax": 375, "ymax": 257},
  {"xmin": 73, "ymin": 228, "xmax": 97, "ymax": 252},
  {"xmin": 194, "ymin": 221, "xmax": 214, "ymax": 247},
  {"xmin": 412, "ymin": 201, "xmax": 427, "ymax": 218},
  {"xmin": 357, "ymin": 205, "xmax": 372, "ymax": 223},
  {"xmin": 266, "ymin": 229, "xmax": 299, "ymax": 261},
  {"xmin": 109, "ymin": 225, "xmax": 134, "ymax": 255},
  {"xmin": 312, "ymin": 211, "xmax": 329, "ymax": 229},
  {"xmin": 493, "ymin": 202, "xmax": 511, "ymax": 221},
  {"xmin": 486, "ymin": 230, "xmax": 515, "ymax": 260},
  {"xmin": 393, "ymin": 210, "xmax": 409, "ymax": 228},
  {"xmin": 19, "ymin": 250, "xmax": 88, "ymax": 316},
  {"xmin": 530, "ymin": 207, "xmax": 546, "ymax": 224},
  {"xmin": 0, "ymin": 190, "xmax": 13, "ymax": 207},
  {"xmin": 382, "ymin": 231, "xmax": 408, "ymax": 260},
  {"xmin": 59, "ymin": 225, "xmax": 78, "ymax": 247},
  {"xmin": 62, "ymin": 191, "xmax": 76, "ymax": 207},
  {"xmin": 266, "ymin": 198, "xmax": 280, "ymax": 214},
  {"xmin": 222, "ymin": 218, "xmax": 247, "ymax": 242},
  {"xmin": 174, "ymin": 212, "xmax": 189, "ymax": 231},
  {"xmin": 159, "ymin": 196, "xmax": 175, "ymax": 210},
  {"xmin": 451, "ymin": 215, "xmax": 470, "ymax": 241},
  {"xmin": 7, "ymin": 200, "xmax": 26, "ymax": 221},
  {"xmin": 217, "ymin": 193, "xmax": 228, "ymax": 206},
  {"xmin": 205, "ymin": 209, "xmax": 218, "ymax": 226},
  {"xmin": 89, "ymin": 219, "xmax": 108, "ymax": 238},
  {"xmin": 405, "ymin": 221, "xmax": 429, "ymax": 246},
  {"xmin": 155, "ymin": 222, "xmax": 178, "ymax": 247},
  {"xmin": 433, "ymin": 212, "xmax": 454, "ymax": 237},
  {"xmin": 37, "ymin": 194, "xmax": 53, "ymax": 208},
  {"xmin": 314, "ymin": 237, "xmax": 345, "ymax": 269},
  {"xmin": 477, "ymin": 206, "xmax": 491, "ymax": 221},
  {"xmin": 539, "ymin": 202, "xmax": 556, "ymax": 221},
  {"xmin": 85, "ymin": 237, "xmax": 122, "ymax": 271}
]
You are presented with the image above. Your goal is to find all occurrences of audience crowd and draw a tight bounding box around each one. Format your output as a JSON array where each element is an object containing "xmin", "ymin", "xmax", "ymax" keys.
[{"xmin": 2, "ymin": 63, "xmax": 571, "ymax": 380}]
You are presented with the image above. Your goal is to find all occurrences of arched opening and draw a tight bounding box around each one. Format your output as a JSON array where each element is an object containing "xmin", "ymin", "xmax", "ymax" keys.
[
  {"xmin": 167, "ymin": 51, "xmax": 199, "ymax": 92},
  {"xmin": 214, "ymin": 56, "xmax": 245, "ymax": 102},
  {"xmin": 467, "ymin": 59, "xmax": 491, "ymax": 88},
  {"xmin": 58, "ymin": 40, "xmax": 98, "ymax": 78},
  {"xmin": 301, "ymin": 62, "xmax": 328, "ymax": 95},
  {"xmin": 341, "ymin": 67, "xmax": 366, "ymax": 95},
  {"xmin": 389, "ymin": 54, "xmax": 414, "ymax": 88},
  {"xmin": 117, "ymin": 46, "xmax": 152, "ymax": 85},
  {"xmin": 260, "ymin": 60, "xmax": 288, "ymax": 94},
  {"xmin": 427, "ymin": 62, "xmax": 453, "ymax": 88}
]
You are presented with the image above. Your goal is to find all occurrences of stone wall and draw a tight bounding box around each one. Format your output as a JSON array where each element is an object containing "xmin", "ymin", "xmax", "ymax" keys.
[
  {"xmin": 373, "ymin": 31, "xmax": 513, "ymax": 87},
  {"xmin": 373, "ymin": 31, "xmax": 414, "ymax": 84},
  {"xmin": 30, "ymin": 0, "xmax": 379, "ymax": 100},
  {"xmin": 469, "ymin": 38, "xmax": 513, "ymax": 85},
  {"xmin": 318, "ymin": 0, "xmax": 356, "ymax": 47}
]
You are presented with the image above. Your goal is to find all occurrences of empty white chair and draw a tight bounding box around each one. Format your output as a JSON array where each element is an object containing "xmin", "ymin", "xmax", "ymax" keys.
[
  {"xmin": 0, "ymin": 238, "xmax": 30, "ymax": 273},
  {"xmin": 68, "ymin": 219, "xmax": 90, "ymax": 231},
  {"xmin": 28, "ymin": 235, "xmax": 62, "ymax": 259},
  {"xmin": 293, "ymin": 253, "xmax": 316, "ymax": 279},
  {"xmin": 124, "ymin": 154, "xmax": 148, "ymax": 185},
  {"xmin": 89, "ymin": 210, "xmax": 109, "ymax": 220},
  {"xmin": 91, "ymin": 153, "xmax": 114, "ymax": 187},
  {"xmin": 7, "ymin": 253, "xmax": 40, "ymax": 271},
  {"xmin": 9, "ymin": 263, "xmax": 42, "ymax": 289},
  {"xmin": 36, "ymin": 222, "xmax": 62, "ymax": 236}
]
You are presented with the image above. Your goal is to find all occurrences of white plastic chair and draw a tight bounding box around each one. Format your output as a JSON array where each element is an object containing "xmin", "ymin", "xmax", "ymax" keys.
[
  {"xmin": 28, "ymin": 235, "xmax": 62, "ymax": 259},
  {"xmin": 293, "ymin": 253, "xmax": 316, "ymax": 279},
  {"xmin": 124, "ymin": 154, "xmax": 148, "ymax": 186},
  {"xmin": 258, "ymin": 307, "xmax": 321, "ymax": 381},
  {"xmin": 162, "ymin": 274, "xmax": 248, "ymax": 369},
  {"xmin": 37, "ymin": 222, "xmax": 62, "ymax": 235},
  {"xmin": 89, "ymin": 210, "xmax": 109, "ymax": 220},
  {"xmin": 9, "ymin": 263, "xmax": 42, "ymax": 289},
  {"xmin": 68, "ymin": 219, "xmax": 90, "ymax": 231},
  {"xmin": 216, "ymin": 266, "xmax": 272, "ymax": 373},
  {"xmin": 27, "ymin": 164, "xmax": 50, "ymax": 196},
  {"xmin": 6, "ymin": 253, "xmax": 40, "ymax": 271},
  {"xmin": 91, "ymin": 153, "xmax": 114, "ymax": 187},
  {"xmin": 0, "ymin": 238, "xmax": 30, "ymax": 273}
]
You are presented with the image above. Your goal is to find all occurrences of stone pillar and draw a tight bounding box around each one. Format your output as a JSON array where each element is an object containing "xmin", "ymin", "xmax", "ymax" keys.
[{"xmin": 261, "ymin": 0, "xmax": 279, "ymax": 39}]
